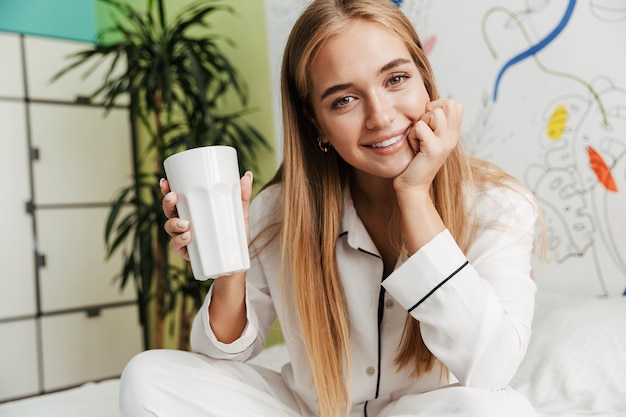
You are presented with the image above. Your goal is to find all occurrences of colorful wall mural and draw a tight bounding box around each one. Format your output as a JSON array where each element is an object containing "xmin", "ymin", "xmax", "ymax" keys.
[{"xmin": 264, "ymin": 0, "xmax": 626, "ymax": 297}]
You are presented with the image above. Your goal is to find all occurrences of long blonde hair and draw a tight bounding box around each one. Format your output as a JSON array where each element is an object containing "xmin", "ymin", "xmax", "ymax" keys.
[{"xmin": 263, "ymin": 1, "xmax": 529, "ymax": 416}]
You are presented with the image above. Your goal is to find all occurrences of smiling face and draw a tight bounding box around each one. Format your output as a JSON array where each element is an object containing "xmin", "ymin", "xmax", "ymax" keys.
[{"xmin": 309, "ymin": 19, "xmax": 430, "ymax": 181}]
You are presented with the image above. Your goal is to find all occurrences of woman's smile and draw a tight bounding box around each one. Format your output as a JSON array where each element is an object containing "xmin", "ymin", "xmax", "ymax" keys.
[
  {"xmin": 365, "ymin": 125, "xmax": 412, "ymax": 153},
  {"xmin": 370, "ymin": 135, "xmax": 402, "ymax": 148}
]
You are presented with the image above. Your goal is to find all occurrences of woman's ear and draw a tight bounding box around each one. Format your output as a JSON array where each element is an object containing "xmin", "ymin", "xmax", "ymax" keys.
[
  {"xmin": 303, "ymin": 106, "xmax": 326, "ymax": 140},
  {"xmin": 303, "ymin": 107, "xmax": 319, "ymax": 129}
]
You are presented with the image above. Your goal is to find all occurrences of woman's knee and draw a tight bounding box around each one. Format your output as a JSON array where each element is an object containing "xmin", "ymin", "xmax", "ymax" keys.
[
  {"xmin": 119, "ymin": 350, "xmax": 179, "ymax": 416},
  {"xmin": 121, "ymin": 350, "xmax": 158, "ymax": 383},
  {"xmin": 386, "ymin": 385, "xmax": 536, "ymax": 417}
]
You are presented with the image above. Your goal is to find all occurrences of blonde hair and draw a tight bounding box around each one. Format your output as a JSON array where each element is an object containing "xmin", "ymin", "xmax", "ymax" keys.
[{"xmin": 261, "ymin": 0, "xmax": 535, "ymax": 416}]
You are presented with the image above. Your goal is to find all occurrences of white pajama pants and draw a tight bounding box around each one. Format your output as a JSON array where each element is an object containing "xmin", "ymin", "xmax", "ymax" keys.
[{"xmin": 119, "ymin": 349, "xmax": 537, "ymax": 417}]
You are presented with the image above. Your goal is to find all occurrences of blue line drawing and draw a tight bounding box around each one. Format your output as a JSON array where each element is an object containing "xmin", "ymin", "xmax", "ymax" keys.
[{"xmin": 492, "ymin": 0, "xmax": 576, "ymax": 101}]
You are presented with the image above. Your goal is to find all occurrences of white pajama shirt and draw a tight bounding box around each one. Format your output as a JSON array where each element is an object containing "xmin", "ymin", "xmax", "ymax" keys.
[{"xmin": 120, "ymin": 182, "xmax": 539, "ymax": 417}]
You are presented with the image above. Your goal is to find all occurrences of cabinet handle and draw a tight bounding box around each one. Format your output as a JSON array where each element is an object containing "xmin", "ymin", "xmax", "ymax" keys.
[
  {"xmin": 30, "ymin": 147, "xmax": 40, "ymax": 161},
  {"xmin": 86, "ymin": 308, "xmax": 101, "ymax": 317},
  {"xmin": 36, "ymin": 253, "xmax": 46, "ymax": 268}
]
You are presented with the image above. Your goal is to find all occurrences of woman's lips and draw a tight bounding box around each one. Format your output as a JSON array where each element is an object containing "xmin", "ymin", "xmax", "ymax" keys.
[
  {"xmin": 370, "ymin": 134, "xmax": 403, "ymax": 148},
  {"xmin": 367, "ymin": 125, "xmax": 412, "ymax": 149}
]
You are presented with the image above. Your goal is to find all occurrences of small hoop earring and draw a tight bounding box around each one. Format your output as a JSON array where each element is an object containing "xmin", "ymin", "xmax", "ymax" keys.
[{"xmin": 318, "ymin": 137, "xmax": 330, "ymax": 153}]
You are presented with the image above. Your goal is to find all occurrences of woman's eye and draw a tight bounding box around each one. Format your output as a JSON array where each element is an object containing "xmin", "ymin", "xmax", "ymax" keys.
[
  {"xmin": 331, "ymin": 96, "xmax": 355, "ymax": 109},
  {"xmin": 388, "ymin": 74, "xmax": 409, "ymax": 86}
]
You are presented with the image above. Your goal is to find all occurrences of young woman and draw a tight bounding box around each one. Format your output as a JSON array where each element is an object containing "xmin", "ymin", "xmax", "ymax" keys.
[{"xmin": 120, "ymin": 1, "xmax": 541, "ymax": 416}]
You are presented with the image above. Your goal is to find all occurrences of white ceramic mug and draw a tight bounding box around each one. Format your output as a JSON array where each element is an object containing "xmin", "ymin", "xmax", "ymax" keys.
[{"xmin": 163, "ymin": 146, "xmax": 250, "ymax": 280}]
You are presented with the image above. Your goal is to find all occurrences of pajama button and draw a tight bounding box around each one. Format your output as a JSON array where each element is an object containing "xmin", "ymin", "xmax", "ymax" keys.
[
  {"xmin": 366, "ymin": 366, "xmax": 375, "ymax": 376},
  {"xmin": 385, "ymin": 299, "xmax": 394, "ymax": 309}
]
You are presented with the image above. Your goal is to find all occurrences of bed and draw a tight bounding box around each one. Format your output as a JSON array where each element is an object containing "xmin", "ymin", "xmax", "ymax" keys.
[{"xmin": 1, "ymin": 292, "xmax": 624, "ymax": 417}]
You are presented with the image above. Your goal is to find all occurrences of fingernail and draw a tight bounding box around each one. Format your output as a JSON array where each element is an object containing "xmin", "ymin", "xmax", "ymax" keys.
[
  {"xmin": 177, "ymin": 219, "xmax": 189, "ymax": 229},
  {"xmin": 246, "ymin": 171, "xmax": 253, "ymax": 182},
  {"xmin": 164, "ymin": 192, "xmax": 174, "ymax": 202},
  {"xmin": 159, "ymin": 178, "xmax": 165, "ymax": 187},
  {"xmin": 181, "ymin": 231, "xmax": 190, "ymax": 240}
]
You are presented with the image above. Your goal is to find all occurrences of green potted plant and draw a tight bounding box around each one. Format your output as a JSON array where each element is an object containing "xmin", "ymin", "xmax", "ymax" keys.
[{"xmin": 53, "ymin": 0, "xmax": 270, "ymax": 350}]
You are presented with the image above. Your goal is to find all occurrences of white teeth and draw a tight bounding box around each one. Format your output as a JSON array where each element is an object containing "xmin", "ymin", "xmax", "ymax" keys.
[{"xmin": 371, "ymin": 134, "xmax": 402, "ymax": 148}]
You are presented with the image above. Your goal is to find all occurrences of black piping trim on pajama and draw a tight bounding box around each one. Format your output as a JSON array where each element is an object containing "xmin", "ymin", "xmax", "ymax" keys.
[
  {"xmin": 375, "ymin": 285, "xmax": 385, "ymax": 399},
  {"xmin": 357, "ymin": 246, "xmax": 385, "ymax": 416},
  {"xmin": 407, "ymin": 260, "xmax": 469, "ymax": 313}
]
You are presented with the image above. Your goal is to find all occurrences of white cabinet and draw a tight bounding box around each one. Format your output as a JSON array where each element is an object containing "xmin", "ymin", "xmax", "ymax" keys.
[
  {"xmin": 41, "ymin": 305, "xmax": 141, "ymax": 391},
  {"xmin": 0, "ymin": 32, "xmax": 142, "ymax": 402},
  {"xmin": 37, "ymin": 207, "xmax": 135, "ymax": 311},
  {"xmin": 30, "ymin": 104, "xmax": 133, "ymax": 205},
  {"xmin": 0, "ymin": 101, "xmax": 36, "ymax": 320},
  {"xmin": 0, "ymin": 33, "xmax": 24, "ymax": 98},
  {"xmin": 0, "ymin": 321, "xmax": 39, "ymax": 400},
  {"xmin": 23, "ymin": 36, "xmax": 128, "ymax": 105}
]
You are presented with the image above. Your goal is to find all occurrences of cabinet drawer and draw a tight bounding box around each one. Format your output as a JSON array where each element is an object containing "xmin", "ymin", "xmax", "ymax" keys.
[
  {"xmin": 30, "ymin": 104, "xmax": 132, "ymax": 205},
  {"xmin": 0, "ymin": 101, "xmax": 36, "ymax": 319},
  {"xmin": 0, "ymin": 33, "xmax": 24, "ymax": 98},
  {"xmin": 37, "ymin": 206, "xmax": 135, "ymax": 312},
  {"xmin": 40, "ymin": 305, "xmax": 142, "ymax": 391},
  {"xmin": 0, "ymin": 320, "xmax": 39, "ymax": 401},
  {"xmin": 23, "ymin": 36, "xmax": 128, "ymax": 105}
]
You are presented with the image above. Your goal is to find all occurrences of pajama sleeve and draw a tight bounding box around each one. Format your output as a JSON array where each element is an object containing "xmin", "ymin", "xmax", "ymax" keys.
[{"xmin": 381, "ymin": 186, "xmax": 539, "ymax": 389}]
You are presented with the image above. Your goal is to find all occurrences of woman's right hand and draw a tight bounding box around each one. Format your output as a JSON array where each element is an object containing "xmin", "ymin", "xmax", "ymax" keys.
[{"xmin": 161, "ymin": 178, "xmax": 191, "ymax": 261}]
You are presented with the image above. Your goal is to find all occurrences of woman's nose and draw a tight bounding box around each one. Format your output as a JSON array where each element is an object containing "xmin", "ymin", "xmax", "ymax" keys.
[{"xmin": 365, "ymin": 93, "xmax": 394, "ymax": 130}]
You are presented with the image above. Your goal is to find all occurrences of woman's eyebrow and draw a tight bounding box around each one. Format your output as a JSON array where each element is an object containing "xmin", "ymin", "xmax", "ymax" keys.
[
  {"xmin": 379, "ymin": 58, "xmax": 411, "ymax": 74},
  {"xmin": 320, "ymin": 83, "xmax": 352, "ymax": 101},
  {"xmin": 319, "ymin": 58, "xmax": 412, "ymax": 101}
]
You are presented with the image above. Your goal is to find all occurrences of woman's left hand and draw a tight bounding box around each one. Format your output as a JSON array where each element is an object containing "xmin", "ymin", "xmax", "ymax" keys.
[{"xmin": 394, "ymin": 98, "xmax": 463, "ymax": 194}]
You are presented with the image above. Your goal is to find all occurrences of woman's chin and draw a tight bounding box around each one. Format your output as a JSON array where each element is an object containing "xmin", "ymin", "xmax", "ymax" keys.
[
  {"xmin": 379, "ymin": 161, "xmax": 412, "ymax": 179},
  {"xmin": 388, "ymin": 151, "xmax": 414, "ymax": 177}
]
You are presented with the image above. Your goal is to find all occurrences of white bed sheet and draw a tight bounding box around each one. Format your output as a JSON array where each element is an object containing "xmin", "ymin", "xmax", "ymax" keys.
[
  {"xmin": 510, "ymin": 293, "xmax": 626, "ymax": 417},
  {"xmin": 0, "ymin": 379, "xmax": 121, "ymax": 417},
  {"xmin": 1, "ymin": 294, "xmax": 624, "ymax": 417}
]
